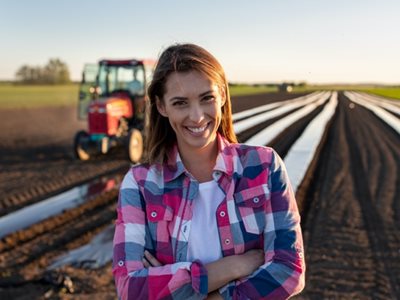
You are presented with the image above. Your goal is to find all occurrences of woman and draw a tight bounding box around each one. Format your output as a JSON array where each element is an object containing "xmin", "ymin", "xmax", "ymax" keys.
[{"xmin": 113, "ymin": 43, "xmax": 305, "ymax": 299}]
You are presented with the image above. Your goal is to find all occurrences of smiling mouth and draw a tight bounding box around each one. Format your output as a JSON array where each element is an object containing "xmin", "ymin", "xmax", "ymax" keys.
[{"xmin": 186, "ymin": 123, "xmax": 209, "ymax": 133}]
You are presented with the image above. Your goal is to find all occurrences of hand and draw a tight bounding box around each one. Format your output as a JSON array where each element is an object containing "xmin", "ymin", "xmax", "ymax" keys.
[
  {"xmin": 142, "ymin": 250, "xmax": 162, "ymax": 268},
  {"xmin": 234, "ymin": 249, "xmax": 264, "ymax": 278},
  {"xmin": 206, "ymin": 291, "xmax": 223, "ymax": 300},
  {"xmin": 205, "ymin": 249, "xmax": 264, "ymax": 293}
]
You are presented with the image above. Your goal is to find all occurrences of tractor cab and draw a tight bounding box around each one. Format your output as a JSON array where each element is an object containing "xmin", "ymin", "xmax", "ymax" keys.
[
  {"xmin": 95, "ymin": 60, "xmax": 147, "ymax": 127},
  {"xmin": 75, "ymin": 58, "xmax": 155, "ymax": 163},
  {"xmin": 98, "ymin": 60, "xmax": 145, "ymax": 97}
]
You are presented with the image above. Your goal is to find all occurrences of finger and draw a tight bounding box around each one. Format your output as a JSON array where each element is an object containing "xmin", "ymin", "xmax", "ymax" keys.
[
  {"xmin": 142, "ymin": 258, "xmax": 150, "ymax": 268},
  {"xmin": 144, "ymin": 250, "xmax": 162, "ymax": 267}
]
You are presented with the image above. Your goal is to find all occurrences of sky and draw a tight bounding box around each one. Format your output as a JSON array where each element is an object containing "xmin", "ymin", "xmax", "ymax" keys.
[{"xmin": 1, "ymin": 0, "xmax": 399, "ymax": 84}]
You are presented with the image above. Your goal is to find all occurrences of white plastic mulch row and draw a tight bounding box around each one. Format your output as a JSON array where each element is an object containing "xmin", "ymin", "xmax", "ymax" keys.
[
  {"xmin": 233, "ymin": 91, "xmax": 328, "ymax": 134},
  {"xmin": 48, "ymin": 224, "xmax": 115, "ymax": 270},
  {"xmin": 0, "ymin": 178, "xmax": 118, "ymax": 239},
  {"xmin": 232, "ymin": 91, "xmax": 320, "ymax": 122},
  {"xmin": 283, "ymin": 92, "xmax": 338, "ymax": 192},
  {"xmin": 359, "ymin": 92, "xmax": 400, "ymax": 107},
  {"xmin": 355, "ymin": 92, "xmax": 400, "ymax": 116},
  {"xmin": 345, "ymin": 91, "xmax": 400, "ymax": 134},
  {"xmin": 245, "ymin": 92, "xmax": 331, "ymax": 146}
]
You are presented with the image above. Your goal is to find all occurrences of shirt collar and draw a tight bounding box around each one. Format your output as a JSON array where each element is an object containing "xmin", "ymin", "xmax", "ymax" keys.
[{"xmin": 163, "ymin": 133, "xmax": 235, "ymax": 182}]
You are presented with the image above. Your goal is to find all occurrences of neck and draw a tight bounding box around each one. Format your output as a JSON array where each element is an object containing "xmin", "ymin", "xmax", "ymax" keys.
[{"xmin": 178, "ymin": 140, "xmax": 218, "ymax": 183}]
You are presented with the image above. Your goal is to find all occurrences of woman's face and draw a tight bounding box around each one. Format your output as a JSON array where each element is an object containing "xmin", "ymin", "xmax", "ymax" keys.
[{"xmin": 156, "ymin": 70, "xmax": 225, "ymax": 156}]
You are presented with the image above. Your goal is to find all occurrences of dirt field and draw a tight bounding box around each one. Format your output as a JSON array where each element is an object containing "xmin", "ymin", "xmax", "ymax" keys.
[{"xmin": 0, "ymin": 92, "xmax": 399, "ymax": 299}]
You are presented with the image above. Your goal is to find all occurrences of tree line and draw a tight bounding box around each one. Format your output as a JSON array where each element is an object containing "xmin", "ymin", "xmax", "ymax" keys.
[{"xmin": 15, "ymin": 58, "xmax": 71, "ymax": 84}]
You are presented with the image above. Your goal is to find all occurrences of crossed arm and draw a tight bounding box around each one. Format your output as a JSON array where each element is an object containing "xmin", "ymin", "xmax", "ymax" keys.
[{"xmin": 142, "ymin": 249, "xmax": 265, "ymax": 299}]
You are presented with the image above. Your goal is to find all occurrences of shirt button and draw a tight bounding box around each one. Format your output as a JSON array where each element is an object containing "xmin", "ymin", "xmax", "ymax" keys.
[
  {"xmin": 253, "ymin": 197, "xmax": 259, "ymax": 203},
  {"xmin": 151, "ymin": 211, "xmax": 157, "ymax": 218},
  {"xmin": 219, "ymin": 211, "xmax": 226, "ymax": 217},
  {"xmin": 214, "ymin": 171, "xmax": 221, "ymax": 179},
  {"xmin": 224, "ymin": 238, "xmax": 230, "ymax": 245},
  {"xmin": 118, "ymin": 260, "xmax": 124, "ymax": 267}
]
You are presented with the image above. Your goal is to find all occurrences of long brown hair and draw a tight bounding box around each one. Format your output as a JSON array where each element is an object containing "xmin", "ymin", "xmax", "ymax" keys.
[{"xmin": 144, "ymin": 43, "xmax": 237, "ymax": 164}]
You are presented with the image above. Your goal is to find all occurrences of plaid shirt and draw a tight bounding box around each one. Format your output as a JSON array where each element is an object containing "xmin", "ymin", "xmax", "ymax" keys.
[{"xmin": 113, "ymin": 134, "xmax": 305, "ymax": 299}]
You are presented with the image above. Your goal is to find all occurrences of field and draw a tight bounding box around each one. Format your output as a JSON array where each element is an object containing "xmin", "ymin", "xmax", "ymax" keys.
[
  {"xmin": 1, "ymin": 83, "xmax": 398, "ymax": 109},
  {"xmin": 0, "ymin": 84, "xmax": 79, "ymax": 108},
  {"xmin": 0, "ymin": 90, "xmax": 399, "ymax": 299},
  {"xmin": 362, "ymin": 87, "xmax": 400, "ymax": 100}
]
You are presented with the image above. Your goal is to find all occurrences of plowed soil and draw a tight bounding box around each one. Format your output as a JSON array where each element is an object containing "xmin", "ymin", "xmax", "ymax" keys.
[
  {"xmin": 0, "ymin": 91, "xmax": 399, "ymax": 299},
  {"xmin": 295, "ymin": 93, "xmax": 400, "ymax": 299}
]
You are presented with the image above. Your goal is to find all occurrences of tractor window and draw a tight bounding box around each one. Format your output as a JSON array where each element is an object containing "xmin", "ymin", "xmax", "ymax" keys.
[
  {"xmin": 117, "ymin": 67, "xmax": 134, "ymax": 89},
  {"xmin": 128, "ymin": 67, "xmax": 145, "ymax": 96},
  {"xmin": 98, "ymin": 64, "xmax": 145, "ymax": 96}
]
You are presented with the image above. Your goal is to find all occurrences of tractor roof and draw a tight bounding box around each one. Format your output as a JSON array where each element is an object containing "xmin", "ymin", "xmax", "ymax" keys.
[{"xmin": 99, "ymin": 59, "xmax": 155, "ymax": 67}]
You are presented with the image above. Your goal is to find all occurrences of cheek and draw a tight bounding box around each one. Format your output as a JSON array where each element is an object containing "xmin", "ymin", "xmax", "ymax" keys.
[
  {"xmin": 211, "ymin": 104, "xmax": 223, "ymax": 119},
  {"xmin": 165, "ymin": 109, "xmax": 183, "ymax": 127}
]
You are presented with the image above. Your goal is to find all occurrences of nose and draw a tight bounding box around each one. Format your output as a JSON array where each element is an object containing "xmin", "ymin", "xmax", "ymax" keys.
[{"xmin": 189, "ymin": 103, "xmax": 205, "ymax": 123}]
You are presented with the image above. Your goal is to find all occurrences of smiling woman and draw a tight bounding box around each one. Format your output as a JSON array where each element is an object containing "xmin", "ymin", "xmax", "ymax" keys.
[
  {"xmin": 112, "ymin": 44, "xmax": 305, "ymax": 300},
  {"xmin": 155, "ymin": 71, "xmax": 226, "ymax": 182}
]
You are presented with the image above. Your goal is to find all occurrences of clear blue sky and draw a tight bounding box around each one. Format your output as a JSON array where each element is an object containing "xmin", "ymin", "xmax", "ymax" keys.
[{"xmin": 1, "ymin": 0, "xmax": 399, "ymax": 84}]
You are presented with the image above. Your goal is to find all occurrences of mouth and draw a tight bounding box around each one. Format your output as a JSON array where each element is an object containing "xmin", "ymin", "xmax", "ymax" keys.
[{"xmin": 185, "ymin": 123, "xmax": 209, "ymax": 134}]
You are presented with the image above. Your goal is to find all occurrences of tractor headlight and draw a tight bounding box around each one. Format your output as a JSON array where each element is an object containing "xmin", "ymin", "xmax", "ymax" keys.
[{"xmin": 89, "ymin": 106, "xmax": 107, "ymax": 113}]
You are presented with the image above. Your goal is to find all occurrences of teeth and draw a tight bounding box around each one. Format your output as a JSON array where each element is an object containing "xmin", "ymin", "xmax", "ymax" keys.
[{"xmin": 187, "ymin": 124, "xmax": 207, "ymax": 133}]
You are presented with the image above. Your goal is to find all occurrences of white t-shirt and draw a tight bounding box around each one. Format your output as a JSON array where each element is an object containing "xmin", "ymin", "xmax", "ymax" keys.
[{"xmin": 187, "ymin": 180, "xmax": 225, "ymax": 264}]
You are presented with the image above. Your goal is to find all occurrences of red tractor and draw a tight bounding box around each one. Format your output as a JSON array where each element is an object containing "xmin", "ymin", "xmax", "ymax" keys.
[{"xmin": 74, "ymin": 59, "xmax": 154, "ymax": 163}]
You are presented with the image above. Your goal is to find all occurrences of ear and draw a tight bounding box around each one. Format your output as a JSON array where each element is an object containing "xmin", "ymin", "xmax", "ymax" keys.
[
  {"xmin": 156, "ymin": 96, "xmax": 168, "ymax": 117},
  {"xmin": 220, "ymin": 88, "xmax": 226, "ymax": 107}
]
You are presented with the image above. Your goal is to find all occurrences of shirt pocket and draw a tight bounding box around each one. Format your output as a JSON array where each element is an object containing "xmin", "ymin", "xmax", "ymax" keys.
[
  {"xmin": 234, "ymin": 184, "xmax": 270, "ymax": 235},
  {"xmin": 146, "ymin": 203, "xmax": 174, "ymax": 222},
  {"xmin": 145, "ymin": 203, "xmax": 174, "ymax": 262}
]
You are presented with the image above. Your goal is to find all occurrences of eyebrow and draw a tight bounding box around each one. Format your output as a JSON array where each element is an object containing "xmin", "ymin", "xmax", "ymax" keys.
[
  {"xmin": 167, "ymin": 90, "xmax": 214, "ymax": 102},
  {"xmin": 199, "ymin": 90, "xmax": 214, "ymax": 97}
]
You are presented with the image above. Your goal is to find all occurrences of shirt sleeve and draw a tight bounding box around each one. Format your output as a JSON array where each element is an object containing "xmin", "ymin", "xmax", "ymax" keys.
[
  {"xmin": 112, "ymin": 169, "xmax": 209, "ymax": 300},
  {"xmin": 219, "ymin": 149, "xmax": 305, "ymax": 300}
]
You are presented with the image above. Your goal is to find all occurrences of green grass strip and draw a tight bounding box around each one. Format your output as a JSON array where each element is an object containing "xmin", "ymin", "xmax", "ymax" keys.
[
  {"xmin": 229, "ymin": 85, "xmax": 278, "ymax": 96},
  {"xmin": 0, "ymin": 84, "xmax": 79, "ymax": 109},
  {"xmin": 361, "ymin": 88, "xmax": 400, "ymax": 100}
]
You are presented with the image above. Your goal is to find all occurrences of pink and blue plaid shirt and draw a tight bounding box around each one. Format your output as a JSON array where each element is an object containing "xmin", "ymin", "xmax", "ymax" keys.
[{"xmin": 113, "ymin": 134, "xmax": 305, "ymax": 299}]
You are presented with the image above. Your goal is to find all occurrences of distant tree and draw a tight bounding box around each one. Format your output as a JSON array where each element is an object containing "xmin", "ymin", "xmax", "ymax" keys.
[
  {"xmin": 42, "ymin": 58, "xmax": 71, "ymax": 84},
  {"xmin": 15, "ymin": 58, "xmax": 71, "ymax": 84},
  {"xmin": 15, "ymin": 65, "xmax": 41, "ymax": 84}
]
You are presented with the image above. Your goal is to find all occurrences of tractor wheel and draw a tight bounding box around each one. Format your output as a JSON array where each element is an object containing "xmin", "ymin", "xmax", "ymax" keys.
[
  {"xmin": 74, "ymin": 130, "xmax": 91, "ymax": 161},
  {"xmin": 127, "ymin": 129, "xmax": 143, "ymax": 163}
]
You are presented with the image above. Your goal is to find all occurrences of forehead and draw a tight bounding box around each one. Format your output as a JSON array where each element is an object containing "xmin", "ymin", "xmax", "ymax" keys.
[{"xmin": 164, "ymin": 71, "xmax": 218, "ymax": 96}]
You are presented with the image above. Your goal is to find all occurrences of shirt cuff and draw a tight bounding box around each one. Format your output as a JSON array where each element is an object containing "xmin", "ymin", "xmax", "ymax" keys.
[{"xmin": 191, "ymin": 259, "xmax": 208, "ymax": 296}]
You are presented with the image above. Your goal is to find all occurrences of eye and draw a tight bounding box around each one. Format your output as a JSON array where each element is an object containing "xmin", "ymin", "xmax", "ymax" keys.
[
  {"xmin": 202, "ymin": 95, "xmax": 215, "ymax": 102},
  {"xmin": 172, "ymin": 100, "xmax": 187, "ymax": 106}
]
